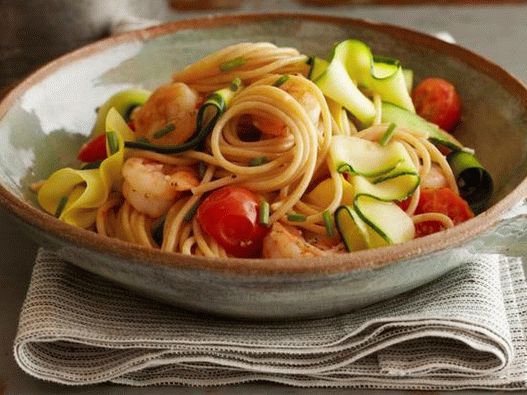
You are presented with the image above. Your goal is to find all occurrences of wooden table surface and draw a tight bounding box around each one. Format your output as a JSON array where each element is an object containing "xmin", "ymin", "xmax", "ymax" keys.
[{"xmin": 1, "ymin": 1, "xmax": 527, "ymax": 394}]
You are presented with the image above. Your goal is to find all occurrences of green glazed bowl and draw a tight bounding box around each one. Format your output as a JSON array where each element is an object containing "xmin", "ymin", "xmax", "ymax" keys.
[{"xmin": 1, "ymin": 14, "xmax": 527, "ymax": 319}]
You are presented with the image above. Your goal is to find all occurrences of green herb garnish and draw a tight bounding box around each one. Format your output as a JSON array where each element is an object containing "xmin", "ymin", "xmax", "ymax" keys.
[
  {"xmin": 380, "ymin": 123, "xmax": 397, "ymax": 146},
  {"xmin": 106, "ymin": 131, "xmax": 119, "ymax": 155},
  {"xmin": 273, "ymin": 75, "xmax": 289, "ymax": 87},
  {"xmin": 287, "ymin": 213, "xmax": 306, "ymax": 222},
  {"xmin": 152, "ymin": 123, "xmax": 175, "ymax": 139},
  {"xmin": 322, "ymin": 210, "xmax": 335, "ymax": 237},
  {"xmin": 259, "ymin": 201, "xmax": 270, "ymax": 227},
  {"xmin": 230, "ymin": 77, "xmax": 242, "ymax": 92},
  {"xmin": 219, "ymin": 57, "xmax": 246, "ymax": 72}
]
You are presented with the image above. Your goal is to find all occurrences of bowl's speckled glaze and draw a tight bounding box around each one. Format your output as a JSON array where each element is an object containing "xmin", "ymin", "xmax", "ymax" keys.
[{"xmin": 1, "ymin": 14, "xmax": 527, "ymax": 319}]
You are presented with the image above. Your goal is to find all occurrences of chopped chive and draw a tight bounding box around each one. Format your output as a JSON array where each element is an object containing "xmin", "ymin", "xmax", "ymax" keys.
[
  {"xmin": 287, "ymin": 213, "xmax": 306, "ymax": 222},
  {"xmin": 184, "ymin": 199, "xmax": 201, "ymax": 222},
  {"xmin": 198, "ymin": 161, "xmax": 207, "ymax": 179},
  {"xmin": 219, "ymin": 56, "xmax": 246, "ymax": 72},
  {"xmin": 54, "ymin": 196, "xmax": 68, "ymax": 218},
  {"xmin": 152, "ymin": 123, "xmax": 175, "ymax": 139},
  {"xmin": 273, "ymin": 74, "xmax": 289, "ymax": 87},
  {"xmin": 230, "ymin": 77, "xmax": 242, "ymax": 92},
  {"xmin": 259, "ymin": 201, "xmax": 270, "ymax": 227},
  {"xmin": 135, "ymin": 137, "xmax": 150, "ymax": 144},
  {"xmin": 106, "ymin": 131, "xmax": 119, "ymax": 155},
  {"xmin": 322, "ymin": 210, "xmax": 335, "ymax": 237},
  {"xmin": 81, "ymin": 160, "xmax": 102, "ymax": 170},
  {"xmin": 380, "ymin": 123, "xmax": 397, "ymax": 146},
  {"xmin": 249, "ymin": 156, "xmax": 268, "ymax": 166}
]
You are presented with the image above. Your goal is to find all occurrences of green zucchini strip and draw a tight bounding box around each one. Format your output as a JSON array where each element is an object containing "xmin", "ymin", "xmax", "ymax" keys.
[
  {"xmin": 335, "ymin": 205, "xmax": 370, "ymax": 252},
  {"xmin": 310, "ymin": 39, "xmax": 414, "ymax": 124},
  {"xmin": 125, "ymin": 83, "xmax": 238, "ymax": 154},
  {"xmin": 379, "ymin": 122, "xmax": 397, "ymax": 146},
  {"xmin": 447, "ymin": 150, "xmax": 494, "ymax": 213},
  {"xmin": 353, "ymin": 173, "xmax": 419, "ymax": 202},
  {"xmin": 353, "ymin": 195, "xmax": 415, "ymax": 247},
  {"xmin": 381, "ymin": 101, "xmax": 462, "ymax": 151},
  {"xmin": 330, "ymin": 135, "xmax": 408, "ymax": 177}
]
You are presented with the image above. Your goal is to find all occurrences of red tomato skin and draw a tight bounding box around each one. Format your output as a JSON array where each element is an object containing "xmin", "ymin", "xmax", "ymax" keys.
[
  {"xmin": 414, "ymin": 187, "xmax": 474, "ymax": 238},
  {"xmin": 197, "ymin": 187, "xmax": 268, "ymax": 258},
  {"xmin": 396, "ymin": 196, "xmax": 411, "ymax": 211},
  {"xmin": 77, "ymin": 134, "xmax": 107, "ymax": 163},
  {"xmin": 412, "ymin": 78, "xmax": 461, "ymax": 132}
]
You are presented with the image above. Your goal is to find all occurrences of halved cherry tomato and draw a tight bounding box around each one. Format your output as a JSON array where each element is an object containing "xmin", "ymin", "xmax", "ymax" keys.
[
  {"xmin": 77, "ymin": 134, "xmax": 107, "ymax": 163},
  {"xmin": 412, "ymin": 78, "xmax": 461, "ymax": 132},
  {"xmin": 414, "ymin": 187, "xmax": 474, "ymax": 237},
  {"xmin": 196, "ymin": 186, "xmax": 268, "ymax": 258}
]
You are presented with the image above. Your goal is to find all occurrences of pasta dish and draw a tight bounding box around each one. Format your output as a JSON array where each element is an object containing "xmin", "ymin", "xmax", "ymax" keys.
[{"xmin": 34, "ymin": 40, "xmax": 493, "ymax": 259}]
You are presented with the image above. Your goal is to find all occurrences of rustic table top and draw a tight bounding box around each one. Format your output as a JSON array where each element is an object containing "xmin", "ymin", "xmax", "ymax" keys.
[{"xmin": 1, "ymin": 1, "xmax": 527, "ymax": 394}]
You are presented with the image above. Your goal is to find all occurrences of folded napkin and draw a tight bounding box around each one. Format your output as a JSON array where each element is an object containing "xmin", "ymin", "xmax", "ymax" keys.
[{"xmin": 13, "ymin": 249, "xmax": 527, "ymax": 390}]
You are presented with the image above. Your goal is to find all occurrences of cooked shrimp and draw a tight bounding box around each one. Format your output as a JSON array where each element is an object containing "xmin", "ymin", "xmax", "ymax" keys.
[
  {"xmin": 132, "ymin": 82, "xmax": 201, "ymax": 145},
  {"xmin": 251, "ymin": 81, "xmax": 321, "ymax": 137},
  {"xmin": 262, "ymin": 222, "xmax": 328, "ymax": 258},
  {"xmin": 122, "ymin": 157, "xmax": 199, "ymax": 218},
  {"xmin": 284, "ymin": 82, "xmax": 321, "ymax": 127},
  {"xmin": 422, "ymin": 163, "xmax": 448, "ymax": 189}
]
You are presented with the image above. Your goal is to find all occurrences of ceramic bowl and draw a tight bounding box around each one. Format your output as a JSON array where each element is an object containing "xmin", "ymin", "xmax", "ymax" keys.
[{"xmin": 1, "ymin": 14, "xmax": 527, "ymax": 320}]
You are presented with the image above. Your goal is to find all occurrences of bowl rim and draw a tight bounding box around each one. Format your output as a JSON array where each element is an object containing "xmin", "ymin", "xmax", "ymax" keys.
[{"xmin": 1, "ymin": 12, "xmax": 527, "ymax": 275}]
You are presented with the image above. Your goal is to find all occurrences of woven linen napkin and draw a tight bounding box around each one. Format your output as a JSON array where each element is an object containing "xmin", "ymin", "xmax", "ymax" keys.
[{"xmin": 13, "ymin": 248, "xmax": 527, "ymax": 390}]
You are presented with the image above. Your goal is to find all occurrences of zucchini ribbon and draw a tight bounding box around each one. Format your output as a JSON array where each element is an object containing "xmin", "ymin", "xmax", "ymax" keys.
[
  {"xmin": 38, "ymin": 109, "xmax": 133, "ymax": 228},
  {"xmin": 327, "ymin": 136, "xmax": 418, "ymax": 251},
  {"xmin": 309, "ymin": 39, "xmax": 414, "ymax": 125},
  {"xmin": 447, "ymin": 150, "xmax": 493, "ymax": 213}
]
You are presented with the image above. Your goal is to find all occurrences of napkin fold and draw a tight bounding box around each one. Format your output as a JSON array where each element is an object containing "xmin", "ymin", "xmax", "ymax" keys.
[{"xmin": 13, "ymin": 249, "xmax": 527, "ymax": 390}]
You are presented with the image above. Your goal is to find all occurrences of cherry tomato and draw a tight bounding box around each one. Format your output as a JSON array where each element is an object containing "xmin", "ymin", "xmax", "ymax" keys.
[
  {"xmin": 197, "ymin": 187, "xmax": 268, "ymax": 258},
  {"xmin": 412, "ymin": 78, "xmax": 461, "ymax": 132},
  {"xmin": 77, "ymin": 134, "xmax": 107, "ymax": 163},
  {"xmin": 414, "ymin": 187, "xmax": 474, "ymax": 238},
  {"xmin": 396, "ymin": 196, "xmax": 411, "ymax": 211},
  {"xmin": 127, "ymin": 120, "xmax": 136, "ymax": 131}
]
